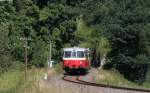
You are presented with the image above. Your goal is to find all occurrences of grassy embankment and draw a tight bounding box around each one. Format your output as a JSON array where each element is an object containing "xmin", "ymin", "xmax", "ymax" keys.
[
  {"xmin": 0, "ymin": 62, "xmax": 63, "ymax": 93},
  {"xmin": 95, "ymin": 69, "xmax": 150, "ymax": 90},
  {"xmin": 0, "ymin": 68, "xmax": 44, "ymax": 93}
]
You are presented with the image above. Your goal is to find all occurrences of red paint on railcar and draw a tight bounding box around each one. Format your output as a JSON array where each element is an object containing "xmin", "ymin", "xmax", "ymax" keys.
[{"xmin": 63, "ymin": 59, "xmax": 89, "ymax": 69}]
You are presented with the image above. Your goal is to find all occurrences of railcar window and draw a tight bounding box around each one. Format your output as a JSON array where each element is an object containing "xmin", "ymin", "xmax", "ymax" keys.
[
  {"xmin": 77, "ymin": 51, "xmax": 84, "ymax": 58},
  {"xmin": 72, "ymin": 51, "xmax": 76, "ymax": 58},
  {"xmin": 64, "ymin": 51, "xmax": 71, "ymax": 58},
  {"xmin": 85, "ymin": 51, "xmax": 88, "ymax": 58}
]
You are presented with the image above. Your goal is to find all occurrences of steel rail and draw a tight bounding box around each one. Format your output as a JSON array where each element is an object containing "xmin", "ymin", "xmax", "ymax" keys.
[
  {"xmin": 62, "ymin": 75, "xmax": 150, "ymax": 93},
  {"xmin": 77, "ymin": 76, "xmax": 150, "ymax": 92}
]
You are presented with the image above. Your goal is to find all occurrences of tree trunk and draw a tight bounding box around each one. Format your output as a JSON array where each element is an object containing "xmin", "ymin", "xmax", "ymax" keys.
[{"xmin": 99, "ymin": 54, "xmax": 106, "ymax": 69}]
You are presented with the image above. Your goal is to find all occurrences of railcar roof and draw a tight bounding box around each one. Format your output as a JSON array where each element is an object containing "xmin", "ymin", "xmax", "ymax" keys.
[{"xmin": 63, "ymin": 47, "xmax": 86, "ymax": 51}]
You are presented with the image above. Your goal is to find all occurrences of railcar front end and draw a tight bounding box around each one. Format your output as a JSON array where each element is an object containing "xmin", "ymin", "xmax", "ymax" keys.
[{"xmin": 63, "ymin": 47, "xmax": 90, "ymax": 73}]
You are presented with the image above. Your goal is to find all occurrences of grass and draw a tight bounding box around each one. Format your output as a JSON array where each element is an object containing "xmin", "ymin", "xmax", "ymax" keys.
[
  {"xmin": 0, "ymin": 71, "xmax": 22, "ymax": 93},
  {"xmin": 95, "ymin": 69, "xmax": 150, "ymax": 90},
  {"xmin": 0, "ymin": 68, "xmax": 46, "ymax": 93},
  {"xmin": 0, "ymin": 63, "xmax": 63, "ymax": 93}
]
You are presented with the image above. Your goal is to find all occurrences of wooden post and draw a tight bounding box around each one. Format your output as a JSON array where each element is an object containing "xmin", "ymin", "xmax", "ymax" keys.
[{"xmin": 20, "ymin": 37, "xmax": 31, "ymax": 80}]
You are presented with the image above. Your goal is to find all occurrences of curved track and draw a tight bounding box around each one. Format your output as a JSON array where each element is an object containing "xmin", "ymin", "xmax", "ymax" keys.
[{"xmin": 62, "ymin": 75, "xmax": 150, "ymax": 93}]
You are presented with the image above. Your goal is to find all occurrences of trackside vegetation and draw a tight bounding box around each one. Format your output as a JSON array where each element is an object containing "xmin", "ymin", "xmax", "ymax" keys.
[{"xmin": 96, "ymin": 69, "xmax": 150, "ymax": 90}]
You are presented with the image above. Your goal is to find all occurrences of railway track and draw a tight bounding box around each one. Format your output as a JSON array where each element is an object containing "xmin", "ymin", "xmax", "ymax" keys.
[{"xmin": 62, "ymin": 75, "xmax": 150, "ymax": 93}]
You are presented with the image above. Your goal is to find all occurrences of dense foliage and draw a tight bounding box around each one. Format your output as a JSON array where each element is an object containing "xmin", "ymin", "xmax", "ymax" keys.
[{"xmin": 0, "ymin": 0, "xmax": 150, "ymax": 84}]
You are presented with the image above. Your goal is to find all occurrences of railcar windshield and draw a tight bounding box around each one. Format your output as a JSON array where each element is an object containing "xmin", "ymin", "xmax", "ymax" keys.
[
  {"xmin": 77, "ymin": 51, "xmax": 84, "ymax": 58},
  {"xmin": 63, "ymin": 50, "xmax": 85, "ymax": 58},
  {"xmin": 72, "ymin": 51, "xmax": 76, "ymax": 58},
  {"xmin": 64, "ymin": 51, "xmax": 71, "ymax": 58}
]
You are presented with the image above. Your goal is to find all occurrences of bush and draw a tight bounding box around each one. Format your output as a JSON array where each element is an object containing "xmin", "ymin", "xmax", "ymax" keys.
[
  {"xmin": 103, "ymin": 61, "xmax": 113, "ymax": 70},
  {"xmin": 53, "ymin": 62, "xmax": 63, "ymax": 74},
  {"xmin": 0, "ymin": 54, "xmax": 24, "ymax": 75},
  {"xmin": 11, "ymin": 61, "xmax": 25, "ymax": 71},
  {"xmin": 0, "ymin": 55, "xmax": 13, "ymax": 74},
  {"xmin": 114, "ymin": 55, "xmax": 149, "ymax": 84}
]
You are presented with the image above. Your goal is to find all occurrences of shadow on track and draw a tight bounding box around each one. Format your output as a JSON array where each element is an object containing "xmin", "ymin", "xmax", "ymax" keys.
[{"xmin": 64, "ymin": 70, "xmax": 89, "ymax": 76}]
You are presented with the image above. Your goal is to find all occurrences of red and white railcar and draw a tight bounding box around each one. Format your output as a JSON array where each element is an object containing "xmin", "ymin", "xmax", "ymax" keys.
[{"xmin": 63, "ymin": 47, "xmax": 90, "ymax": 73}]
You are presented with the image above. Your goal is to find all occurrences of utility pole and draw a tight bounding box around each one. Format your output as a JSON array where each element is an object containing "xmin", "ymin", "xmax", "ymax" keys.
[
  {"xmin": 49, "ymin": 41, "xmax": 51, "ymax": 68},
  {"xmin": 20, "ymin": 37, "xmax": 31, "ymax": 80}
]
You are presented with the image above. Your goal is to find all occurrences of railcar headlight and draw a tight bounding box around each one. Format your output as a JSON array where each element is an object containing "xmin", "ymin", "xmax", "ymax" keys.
[
  {"xmin": 80, "ymin": 61, "xmax": 82, "ymax": 64},
  {"xmin": 66, "ymin": 61, "xmax": 69, "ymax": 64}
]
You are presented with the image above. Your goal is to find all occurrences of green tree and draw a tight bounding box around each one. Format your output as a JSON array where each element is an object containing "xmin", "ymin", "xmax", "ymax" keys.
[{"xmin": 95, "ymin": 37, "xmax": 111, "ymax": 69}]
